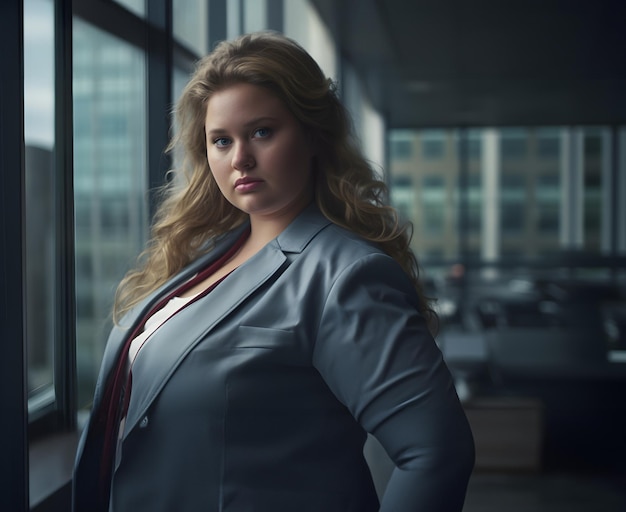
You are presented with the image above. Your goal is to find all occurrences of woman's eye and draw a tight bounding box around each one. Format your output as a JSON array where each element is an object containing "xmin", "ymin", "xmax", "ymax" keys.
[
  {"xmin": 254, "ymin": 127, "xmax": 272, "ymax": 138},
  {"xmin": 213, "ymin": 137, "xmax": 231, "ymax": 148}
]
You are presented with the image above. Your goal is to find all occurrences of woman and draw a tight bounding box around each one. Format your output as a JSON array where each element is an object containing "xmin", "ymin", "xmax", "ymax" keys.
[{"xmin": 73, "ymin": 31, "xmax": 474, "ymax": 512}]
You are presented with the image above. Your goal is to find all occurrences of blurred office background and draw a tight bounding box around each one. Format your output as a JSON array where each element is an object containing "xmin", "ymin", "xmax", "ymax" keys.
[{"xmin": 2, "ymin": 0, "xmax": 625, "ymax": 510}]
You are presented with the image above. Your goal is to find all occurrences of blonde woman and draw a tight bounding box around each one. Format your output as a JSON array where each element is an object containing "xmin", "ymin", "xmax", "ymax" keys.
[{"xmin": 73, "ymin": 32, "xmax": 474, "ymax": 512}]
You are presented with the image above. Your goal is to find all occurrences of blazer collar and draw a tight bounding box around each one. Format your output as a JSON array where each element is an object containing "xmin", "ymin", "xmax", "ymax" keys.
[{"xmin": 276, "ymin": 202, "xmax": 332, "ymax": 253}]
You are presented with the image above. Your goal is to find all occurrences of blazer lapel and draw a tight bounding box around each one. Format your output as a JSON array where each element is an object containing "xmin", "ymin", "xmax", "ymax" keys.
[
  {"xmin": 122, "ymin": 236, "xmax": 289, "ymax": 436},
  {"xmin": 105, "ymin": 204, "xmax": 331, "ymax": 437},
  {"xmin": 92, "ymin": 224, "xmax": 250, "ymax": 411}
]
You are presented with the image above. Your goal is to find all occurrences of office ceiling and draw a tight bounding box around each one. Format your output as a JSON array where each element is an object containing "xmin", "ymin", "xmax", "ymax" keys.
[{"xmin": 310, "ymin": 0, "xmax": 626, "ymax": 128}]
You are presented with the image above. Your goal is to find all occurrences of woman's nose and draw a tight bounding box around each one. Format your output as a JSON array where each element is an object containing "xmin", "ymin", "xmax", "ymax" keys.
[{"xmin": 231, "ymin": 142, "xmax": 255, "ymax": 170}]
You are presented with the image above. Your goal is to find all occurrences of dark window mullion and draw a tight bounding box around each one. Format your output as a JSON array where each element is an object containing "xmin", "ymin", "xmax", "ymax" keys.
[
  {"xmin": 609, "ymin": 126, "xmax": 620, "ymax": 277},
  {"xmin": 73, "ymin": 0, "xmax": 148, "ymax": 50},
  {"xmin": 147, "ymin": 0, "xmax": 174, "ymax": 217},
  {"xmin": 55, "ymin": 0, "xmax": 77, "ymax": 431},
  {"xmin": 0, "ymin": 2, "xmax": 28, "ymax": 511},
  {"xmin": 208, "ymin": 0, "xmax": 227, "ymax": 51},
  {"xmin": 267, "ymin": 0, "xmax": 284, "ymax": 32}
]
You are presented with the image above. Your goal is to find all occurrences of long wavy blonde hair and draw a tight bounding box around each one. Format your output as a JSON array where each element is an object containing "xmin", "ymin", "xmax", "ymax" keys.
[{"xmin": 114, "ymin": 31, "xmax": 436, "ymax": 330}]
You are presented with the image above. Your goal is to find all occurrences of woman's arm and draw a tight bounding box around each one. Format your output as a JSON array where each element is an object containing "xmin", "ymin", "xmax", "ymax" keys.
[{"xmin": 312, "ymin": 252, "xmax": 475, "ymax": 511}]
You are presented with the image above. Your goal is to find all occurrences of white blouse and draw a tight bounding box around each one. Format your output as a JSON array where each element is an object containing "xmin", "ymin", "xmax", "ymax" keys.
[{"xmin": 127, "ymin": 294, "xmax": 197, "ymax": 364}]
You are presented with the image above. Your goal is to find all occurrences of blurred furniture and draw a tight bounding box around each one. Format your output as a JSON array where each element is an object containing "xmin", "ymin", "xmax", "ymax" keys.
[
  {"xmin": 483, "ymin": 326, "xmax": 626, "ymax": 472},
  {"xmin": 464, "ymin": 397, "xmax": 543, "ymax": 472}
]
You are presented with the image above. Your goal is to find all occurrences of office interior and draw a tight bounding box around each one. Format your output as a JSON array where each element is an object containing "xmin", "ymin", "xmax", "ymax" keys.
[{"xmin": 1, "ymin": 0, "xmax": 625, "ymax": 510}]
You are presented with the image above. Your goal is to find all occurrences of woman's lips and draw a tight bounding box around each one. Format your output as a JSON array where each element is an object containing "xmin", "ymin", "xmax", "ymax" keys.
[{"xmin": 234, "ymin": 177, "xmax": 264, "ymax": 192}]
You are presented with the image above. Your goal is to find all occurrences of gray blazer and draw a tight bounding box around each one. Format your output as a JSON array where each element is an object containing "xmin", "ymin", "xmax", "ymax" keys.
[{"xmin": 73, "ymin": 204, "xmax": 474, "ymax": 512}]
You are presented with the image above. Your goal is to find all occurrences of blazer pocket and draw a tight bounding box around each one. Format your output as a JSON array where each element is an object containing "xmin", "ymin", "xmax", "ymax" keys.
[
  {"xmin": 235, "ymin": 325, "xmax": 295, "ymax": 349},
  {"xmin": 234, "ymin": 325, "xmax": 309, "ymax": 364}
]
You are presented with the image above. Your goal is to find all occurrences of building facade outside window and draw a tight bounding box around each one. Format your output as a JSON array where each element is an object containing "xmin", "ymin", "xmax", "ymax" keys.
[
  {"xmin": 24, "ymin": 0, "xmax": 56, "ymax": 412},
  {"xmin": 389, "ymin": 126, "xmax": 625, "ymax": 270},
  {"xmin": 73, "ymin": 17, "xmax": 148, "ymax": 407}
]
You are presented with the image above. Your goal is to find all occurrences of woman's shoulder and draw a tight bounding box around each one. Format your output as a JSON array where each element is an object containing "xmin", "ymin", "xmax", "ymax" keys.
[
  {"xmin": 317, "ymin": 222, "xmax": 384, "ymax": 256},
  {"xmin": 302, "ymin": 222, "xmax": 406, "ymax": 288},
  {"xmin": 280, "ymin": 204, "xmax": 387, "ymax": 260}
]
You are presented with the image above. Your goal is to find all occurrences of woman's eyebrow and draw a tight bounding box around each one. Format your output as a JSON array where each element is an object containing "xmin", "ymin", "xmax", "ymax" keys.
[{"xmin": 206, "ymin": 116, "xmax": 279, "ymax": 135}]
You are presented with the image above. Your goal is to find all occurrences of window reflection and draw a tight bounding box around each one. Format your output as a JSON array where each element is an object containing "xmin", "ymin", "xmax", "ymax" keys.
[
  {"xmin": 420, "ymin": 130, "xmax": 446, "ymax": 160},
  {"xmin": 500, "ymin": 128, "xmax": 528, "ymax": 160},
  {"xmin": 173, "ymin": 0, "xmax": 208, "ymax": 55},
  {"xmin": 243, "ymin": 0, "xmax": 267, "ymax": 33},
  {"xmin": 24, "ymin": 0, "xmax": 56, "ymax": 406},
  {"xmin": 500, "ymin": 173, "xmax": 525, "ymax": 236},
  {"xmin": 536, "ymin": 174, "xmax": 561, "ymax": 235},
  {"xmin": 73, "ymin": 18, "xmax": 148, "ymax": 408},
  {"xmin": 389, "ymin": 126, "xmax": 622, "ymax": 265},
  {"xmin": 112, "ymin": 0, "xmax": 145, "ymax": 18}
]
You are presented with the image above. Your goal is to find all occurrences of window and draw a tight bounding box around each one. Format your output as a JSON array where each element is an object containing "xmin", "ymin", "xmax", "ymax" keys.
[
  {"xmin": 390, "ymin": 175, "xmax": 414, "ymax": 221},
  {"xmin": 423, "ymin": 203, "xmax": 446, "ymax": 234},
  {"xmin": 467, "ymin": 174, "xmax": 483, "ymax": 233},
  {"xmin": 500, "ymin": 174, "xmax": 526, "ymax": 199},
  {"xmin": 73, "ymin": 18, "xmax": 148, "ymax": 407},
  {"xmin": 390, "ymin": 125, "xmax": 626, "ymax": 266},
  {"xmin": 421, "ymin": 130, "xmax": 446, "ymax": 159},
  {"xmin": 535, "ymin": 174, "xmax": 561, "ymax": 234},
  {"xmin": 421, "ymin": 176, "xmax": 447, "ymax": 235},
  {"xmin": 113, "ymin": 0, "xmax": 145, "ymax": 17},
  {"xmin": 536, "ymin": 128, "xmax": 560, "ymax": 158},
  {"xmin": 173, "ymin": 0, "xmax": 209, "ymax": 55},
  {"xmin": 500, "ymin": 174, "xmax": 525, "ymax": 235},
  {"xmin": 243, "ymin": 0, "xmax": 267, "ymax": 32},
  {"xmin": 422, "ymin": 175, "xmax": 446, "ymax": 190},
  {"xmin": 456, "ymin": 131, "xmax": 482, "ymax": 159},
  {"xmin": 583, "ymin": 129, "xmax": 605, "ymax": 252},
  {"xmin": 500, "ymin": 128, "xmax": 528, "ymax": 159},
  {"xmin": 584, "ymin": 130, "xmax": 603, "ymax": 159},
  {"xmin": 389, "ymin": 128, "xmax": 460, "ymax": 261},
  {"xmin": 391, "ymin": 139, "xmax": 413, "ymax": 159},
  {"xmin": 24, "ymin": 0, "xmax": 56, "ymax": 413},
  {"xmin": 537, "ymin": 207, "xmax": 560, "ymax": 233}
]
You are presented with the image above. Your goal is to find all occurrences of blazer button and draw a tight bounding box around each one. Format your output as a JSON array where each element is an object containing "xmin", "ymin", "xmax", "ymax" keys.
[{"xmin": 139, "ymin": 416, "xmax": 149, "ymax": 428}]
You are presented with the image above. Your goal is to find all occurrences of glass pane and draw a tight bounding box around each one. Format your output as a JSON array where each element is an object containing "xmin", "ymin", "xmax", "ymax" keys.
[
  {"xmin": 173, "ymin": 0, "xmax": 208, "ymax": 55},
  {"xmin": 582, "ymin": 128, "xmax": 606, "ymax": 253},
  {"xmin": 243, "ymin": 0, "xmax": 267, "ymax": 33},
  {"xmin": 500, "ymin": 172, "xmax": 526, "ymax": 238},
  {"xmin": 389, "ymin": 130, "xmax": 460, "ymax": 264},
  {"xmin": 171, "ymin": 66, "xmax": 192, "ymax": 168},
  {"xmin": 500, "ymin": 128, "xmax": 528, "ymax": 160},
  {"xmin": 24, "ymin": 0, "xmax": 56, "ymax": 407},
  {"xmin": 73, "ymin": 18, "xmax": 148, "ymax": 408},
  {"xmin": 390, "ymin": 126, "xmax": 620, "ymax": 267},
  {"xmin": 420, "ymin": 130, "xmax": 446, "ymax": 160},
  {"xmin": 227, "ymin": 0, "xmax": 242, "ymax": 39},
  {"xmin": 112, "ymin": 0, "xmax": 145, "ymax": 18}
]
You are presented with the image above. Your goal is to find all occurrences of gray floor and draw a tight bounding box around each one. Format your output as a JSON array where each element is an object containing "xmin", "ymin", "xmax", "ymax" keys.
[{"xmin": 463, "ymin": 471, "xmax": 626, "ymax": 512}]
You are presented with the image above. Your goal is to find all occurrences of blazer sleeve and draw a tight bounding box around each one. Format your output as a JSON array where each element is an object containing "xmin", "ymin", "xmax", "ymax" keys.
[{"xmin": 312, "ymin": 252, "xmax": 475, "ymax": 512}]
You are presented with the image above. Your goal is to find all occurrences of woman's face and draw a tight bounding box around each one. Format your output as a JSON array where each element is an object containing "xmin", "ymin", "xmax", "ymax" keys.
[{"xmin": 205, "ymin": 82, "xmax": 314, "ymax": 224}]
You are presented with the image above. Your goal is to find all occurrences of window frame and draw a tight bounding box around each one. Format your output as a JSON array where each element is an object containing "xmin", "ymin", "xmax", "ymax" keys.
[
  {"xmin": 23, "ymin": 0, "xmax": 207, "ymax": 510},
  {"xmin": 24, "ymin": 0, "xmax": 77, "ymax": 442},
  {"xmin": 1, "ymin": 4, "xmax": 29, "ymax": 511}
]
